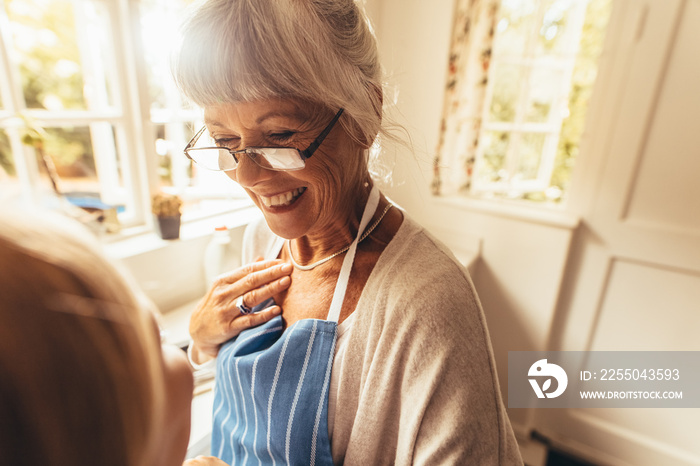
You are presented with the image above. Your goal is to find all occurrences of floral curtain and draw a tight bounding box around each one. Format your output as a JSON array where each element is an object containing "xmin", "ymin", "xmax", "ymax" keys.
[{"xmin": 432, "ymin": 0, "xmax": 500, "ymax": 196}]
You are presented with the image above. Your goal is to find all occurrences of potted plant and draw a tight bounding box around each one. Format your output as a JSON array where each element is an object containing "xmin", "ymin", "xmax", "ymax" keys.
[{"xmin": 152, "ymin": 192, "xmax": 183, "ymax": 240}]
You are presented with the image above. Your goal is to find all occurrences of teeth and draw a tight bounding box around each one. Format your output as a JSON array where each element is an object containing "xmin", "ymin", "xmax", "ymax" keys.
[{"xmin": 261, "ymin": 188, "xmax": 304, "ymax": 207}]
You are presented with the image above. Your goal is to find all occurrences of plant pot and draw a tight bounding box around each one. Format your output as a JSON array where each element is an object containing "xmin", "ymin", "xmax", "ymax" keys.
[{"xmin": 155, "ymin": 215, "xmax": 181, "ymax": 240}]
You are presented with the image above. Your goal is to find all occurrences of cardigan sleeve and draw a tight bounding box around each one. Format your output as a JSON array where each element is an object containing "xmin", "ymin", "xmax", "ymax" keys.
[
  {"xmin": 334, "ymin": 225, "xmax": 522, "ymax": 465},
  {"xmin": 397, "ymin": 267, "xmax": 521, "ymax": 465}
]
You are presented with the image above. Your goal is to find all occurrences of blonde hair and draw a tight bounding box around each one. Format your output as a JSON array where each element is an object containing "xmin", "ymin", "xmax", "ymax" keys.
[
  {"xmin": 0, "ymin": 208, "xmax": 166, "ymax": 466},
  {"xmin": 172, "ymin": 0, "xmax": 384, "ymax": 149}
]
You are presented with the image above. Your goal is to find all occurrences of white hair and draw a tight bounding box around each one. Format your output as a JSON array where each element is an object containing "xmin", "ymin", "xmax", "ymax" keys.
[{"xmin": 172, "ymin": 0, "xmax": 385, "ymax": 150}]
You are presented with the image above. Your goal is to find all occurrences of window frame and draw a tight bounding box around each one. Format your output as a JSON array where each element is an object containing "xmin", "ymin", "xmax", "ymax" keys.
[
  {"xmin": 471, "ymin": 0, "xmax": 591, "ymax": 199},
  {"xmin": 0, "ymin": 0, "xmax": 249, "ymax": 231}
]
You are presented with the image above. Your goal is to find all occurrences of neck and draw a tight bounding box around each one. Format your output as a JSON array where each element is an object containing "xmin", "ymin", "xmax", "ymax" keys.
[{"xmin": 290, "ymin": 180, "xmax": 376, "ymax": 266}]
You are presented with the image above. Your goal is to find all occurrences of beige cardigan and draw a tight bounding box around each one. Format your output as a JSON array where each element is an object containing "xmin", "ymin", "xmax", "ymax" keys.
[{"xmin": 242, "ymin": 214, "xmax": 522, "ymax": 465}]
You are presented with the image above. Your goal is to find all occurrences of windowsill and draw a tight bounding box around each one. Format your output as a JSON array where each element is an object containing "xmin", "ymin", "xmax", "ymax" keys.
[
  {"xmin": 103, "ymin": 202, "xmax": 261, "ymax": 260},
  {"xmin": 433, "ymin": 195, "xmax": 580, "ymax": 230}
]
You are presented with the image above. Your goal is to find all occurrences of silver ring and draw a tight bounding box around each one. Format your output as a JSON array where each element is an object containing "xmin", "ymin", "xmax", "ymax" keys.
[{"xmin": 236, "ymin": 296, "xmax": 253, "ymax": 315}]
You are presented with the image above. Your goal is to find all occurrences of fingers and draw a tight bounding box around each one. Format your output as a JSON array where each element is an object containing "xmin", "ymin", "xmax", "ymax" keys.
[
  {"xmin": 216, "ymin": 261, "xmax": 292, "ymax": 310},
  {"xmin": 193, "ymin": 304, "xmax": 282, "ymax": 360},
  {"xmin": 229, "ymin": 304, "xmax": 282, "ymax": 334},
  {"xmin": 189, "ymin": 259, "xmax": 292, "ymax": 354},
  {"xmin": 238, "ymin": 275, "xmax": 291, "ymax": 310},
  {"xmin": 240, "ymin": 262, "xmax": 292, "ymax": 291},
  {"xmin": 218, "ymin": 259, "xmax": 285, "ymax": 284}
]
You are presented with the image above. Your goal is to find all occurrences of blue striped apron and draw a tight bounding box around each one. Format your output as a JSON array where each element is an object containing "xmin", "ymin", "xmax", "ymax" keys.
[{"xmin": 211, "ymin": 186, "xmax": 380, "ymax": 465}]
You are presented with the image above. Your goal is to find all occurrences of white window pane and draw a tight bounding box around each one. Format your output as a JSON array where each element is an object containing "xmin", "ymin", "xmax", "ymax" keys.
[
  {"xmin": 139, "ymin": 0, "xmax": 248, "ymax": 220},
  {"xmin": 4, "ymin": 0, "xmax": 118, "ymax": 112},
  {"xmin": 536, "ymin": 0, "xmax": 583, "ymax": 58},
  {"xmin": 488, "ymin": 64, "xmax": 523, "ymax": 123},
  {"xmin": 41, "ymin": 126, "xmax": 95, "ymax": 193},
  {"xmin": 493, "ymin": 0, "xmax": 537, "ymax": 58},
  {"xmin": 478, "ymin": 131, "xmax": 510, "ymax": 183},
  {"xmin": 524, "ymin": 67, "xmax": 565, "ymax": 123},
  {"xmin": 154, "ymin": 122, "xmax": 193, "ymax": 189},
  {"xmin": 0, "ymin": 130, "xmax": 22, "ymax": 202},
  {"xmin": 551, "ymin": 0, "xmax": 612, "ymax": 199},
  {"xmin": 0, "ymin": 130, "xmax": 13, "ymax": 177},
  {"xmin": 138, "ymin": 0, "xmax": 194, "ymax": 113},
  {"xmin": 24, "ymin": 124, "xmax": 134, "ymax": 218},
  {"xmin": 516, "ymin": 132, "xmax": 546, "ymax": 180},
  {"xmin": 471, "ymin": 0, "xmax": 611, "ymax": 203},
  {"xmin": 154, "ymin": 122, "xmax": 247, "ymax": 218}
]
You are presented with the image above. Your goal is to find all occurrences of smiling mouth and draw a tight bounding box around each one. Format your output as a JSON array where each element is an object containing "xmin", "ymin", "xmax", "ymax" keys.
[{"xmin": 260, "ymin": 187, "xmax": 306, "ymax": 208}]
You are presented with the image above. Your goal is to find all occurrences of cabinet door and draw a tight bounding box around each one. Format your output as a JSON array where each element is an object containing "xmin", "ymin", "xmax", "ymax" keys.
[{"xmin": 536, "ymin": 0, "xmax": 700, "ymax": 464}]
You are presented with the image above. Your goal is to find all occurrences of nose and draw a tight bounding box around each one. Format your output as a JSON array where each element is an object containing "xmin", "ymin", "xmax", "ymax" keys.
[{"xmin": 228, "ymin": 150, "xmax": 274, "ymax": 188}]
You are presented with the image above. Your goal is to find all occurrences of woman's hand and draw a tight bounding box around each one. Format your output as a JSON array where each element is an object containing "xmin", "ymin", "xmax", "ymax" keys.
[
  {"xmin": 183, "ymin": 456, "xmax": 230, "ymax": 466},
  {"xmin": 188, "ymin": 259, "xmax": 292, "ymax": 363}
]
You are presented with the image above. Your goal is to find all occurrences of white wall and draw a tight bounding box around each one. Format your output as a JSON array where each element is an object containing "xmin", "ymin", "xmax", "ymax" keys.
[
  {"xmin": 366, "ymin": 0, "xmax": 451, "ymax": 222},
  {"xmin": 367, "ymin": 0, "xmax": 579, "ymax": 431}
]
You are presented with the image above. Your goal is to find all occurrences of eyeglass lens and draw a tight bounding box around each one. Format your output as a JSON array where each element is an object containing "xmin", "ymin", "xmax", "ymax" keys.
[
  {"xmin": 185, "ymin": 108, "xmax": 342, "ymax": 172},
  {"xmin": 187, "ymin": 145, "xmax": 305, "ymax": 171}
]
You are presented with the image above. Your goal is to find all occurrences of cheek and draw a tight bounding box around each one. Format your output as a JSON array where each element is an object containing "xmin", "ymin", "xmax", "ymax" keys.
[
  {"xmin": 302, "ymin": 160, "xmax": 343, "ymax": 211},
  {"xmin": 309, "ymin": 150, "xmax": 364, "ymax": 200},
  {"xmin": 308, "ymin": 145, "xmax": 354, "ymax": 185}
]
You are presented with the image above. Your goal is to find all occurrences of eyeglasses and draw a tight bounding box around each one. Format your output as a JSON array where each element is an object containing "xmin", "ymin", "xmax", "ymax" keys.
[{"xmin": 184, "ymin": 108, "xmax": 344, "ymax": 172}]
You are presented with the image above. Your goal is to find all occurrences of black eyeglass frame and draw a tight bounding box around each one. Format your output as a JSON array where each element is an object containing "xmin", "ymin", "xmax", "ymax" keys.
[{"xmin": 184, "ymin": 108, "xmax": 345, "ymax": 172}]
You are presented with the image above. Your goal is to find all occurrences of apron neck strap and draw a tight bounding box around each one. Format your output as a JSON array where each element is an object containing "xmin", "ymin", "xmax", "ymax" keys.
[
  {"xmin": 267, "ymin": 185, "xmax": 381, "ymax": 324},
  {"xmin": 326, "ymin": 184, "xmax": 380, "ymax": 323}
]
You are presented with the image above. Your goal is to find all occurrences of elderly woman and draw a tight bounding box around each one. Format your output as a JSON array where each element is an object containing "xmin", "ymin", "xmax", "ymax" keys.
[{"xmin": 175, "ymin": 0, "xmax": 522, "ymax": 465}]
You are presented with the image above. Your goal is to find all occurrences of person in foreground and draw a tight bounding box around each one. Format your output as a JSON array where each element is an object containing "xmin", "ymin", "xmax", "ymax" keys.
[
  {"xmin": 0, "ymin": 208, "xmax": 194, "ymax": 466},
  {"xmin": 175, "ymin": 0, "xmax": 523, "ymax": 464}
]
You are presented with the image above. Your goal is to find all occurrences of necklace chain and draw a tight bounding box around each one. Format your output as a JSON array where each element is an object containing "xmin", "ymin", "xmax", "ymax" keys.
[{"xmin": 287, "ymin": 203, "xmax": 394, "ymax": 271}]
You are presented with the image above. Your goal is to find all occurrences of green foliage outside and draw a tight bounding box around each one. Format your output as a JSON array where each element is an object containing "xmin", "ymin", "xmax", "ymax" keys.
[
  {"xmin": 11, "ymin": 0, "xmax": 86, "ymax": 110},
  {"xmin": 1, "ymin": 0, "xmax": 94, "ymax": 180},
  {"xmin": 482, "ymin": 131, "xmax": 510, "ymax": 181},
  {"xmin": 548, "ymin": 0, "xmax": 611, "ymax": 201},
  {"xmin": 481, "ymin": 0, "xmax": 611, "ymax": 203},
  {"xmin": 0, "ymin": 132, "xmax": 13, "ymax": 176}
]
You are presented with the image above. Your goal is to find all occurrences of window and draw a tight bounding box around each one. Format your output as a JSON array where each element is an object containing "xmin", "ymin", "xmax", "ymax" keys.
[
  {"xmin": 0, "ymin": 0, "xmax": 247, "ymax": 229},
  {"xmin": 138, "ymin": 0, "xmax": 247, "ymax": 218},
  {"xmin": 434, "ymin": 0, "xmax": 612, "ymax": 204}
]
